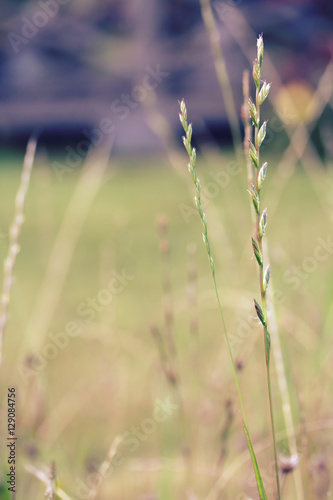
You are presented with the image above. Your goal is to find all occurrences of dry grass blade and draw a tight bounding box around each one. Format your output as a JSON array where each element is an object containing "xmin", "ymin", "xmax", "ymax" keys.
[
  {"xmin": 87, "ymin": 435, "xmax": 122, "ymax": 500},
  {"xmin": 199, "ymin": 0, "xmax": 242, "ymax": 151},
  {"xmin": 0, "ymin": 135, "xmax": 37, "ymax": 367},
  {"xmin": 26, "ymin": 463, "xmax": 72, "ymax": 500},
  {"xmin": 44, "ymin": 461, "xmax": 56, "ymax": 500}
]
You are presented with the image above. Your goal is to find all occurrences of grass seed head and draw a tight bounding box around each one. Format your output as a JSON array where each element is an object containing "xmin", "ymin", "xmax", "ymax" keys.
[
  {"xmin": 263, "ymin": 265, "xmax": 271, "ymax": 293},
  {"xmin": 258, "ymin": 162, "xmax": 268, "ymax": 190},
  {"xmin": 258, "ymin": 82, "xmax": 271, "ymax": 106},
  {"xmin": 259, "ymin": 208, "xmax": 268, "ymax": 238},
  {"xmin": 254, "ymin": 299, "xmax": 265, "ymax": 326},
  {"xmin": 257, "ymin": 121, "xmax": 267, "ymax": 148},
  {"xmin": 257, "ymin": 34, "xmax": 264, "ymax": 66}
]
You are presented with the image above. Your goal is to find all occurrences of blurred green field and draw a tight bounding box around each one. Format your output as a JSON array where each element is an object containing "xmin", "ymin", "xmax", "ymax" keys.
[{"xmin": 0, "ymin": 150, "xmax": 332, "ymax": 499}]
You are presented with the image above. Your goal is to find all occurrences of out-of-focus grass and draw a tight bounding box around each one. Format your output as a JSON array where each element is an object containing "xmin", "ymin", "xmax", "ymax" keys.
[{"xmin": 0, "ymin": 151, "xmax": 332, "ymax": 499}]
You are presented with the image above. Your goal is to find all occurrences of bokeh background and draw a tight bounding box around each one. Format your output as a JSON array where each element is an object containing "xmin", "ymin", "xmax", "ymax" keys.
[{"xmin": 0, "ymin": 1, "xmax": 333, "ymax": 499}]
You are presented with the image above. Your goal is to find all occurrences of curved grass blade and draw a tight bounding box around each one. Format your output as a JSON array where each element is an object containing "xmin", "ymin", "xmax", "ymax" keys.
[{"xmin": 243, "ymin": 423, "xmax": 268, "ymax": 500}]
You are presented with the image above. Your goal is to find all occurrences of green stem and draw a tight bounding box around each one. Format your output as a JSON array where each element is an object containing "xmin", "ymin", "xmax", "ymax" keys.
[
  {"xmin": 266, "ymin": 343, "xmax": 281, "ymax": 500},
  {"xmin": 212, "ymin": 272, "xmax": 267, "ymax": 500},
  {"xmin": 212, "ymin": 273, "xmax": 249, "ymax": 431}
]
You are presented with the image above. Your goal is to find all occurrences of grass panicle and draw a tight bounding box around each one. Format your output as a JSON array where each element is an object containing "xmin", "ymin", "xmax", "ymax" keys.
[
  {"xmin": 248, "ymin": 34, "xmax": 281, "ymax": 499},
  {"xmin": 179, "ymin": 98, "xmax": 268, "ymax": 500}
]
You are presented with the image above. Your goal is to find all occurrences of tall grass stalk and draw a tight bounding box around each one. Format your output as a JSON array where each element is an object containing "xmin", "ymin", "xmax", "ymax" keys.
[
  {"xmin": 248, "ymin": 34, "xmax": 281, "ymax": 499},
  {"xmin": 0, "ymin": 135, "xmax": 37, "ymax": 367},
  {"xmin": 195, "ymin": 8, "xmax": 304, "ymax": 495},
  {"xmin": 244, "ymin": 46, "xmax": 303, "ymax": 500},
  {"xmin": 179, "ymin": 99, "xmax": 267, "ymax": 500}
]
